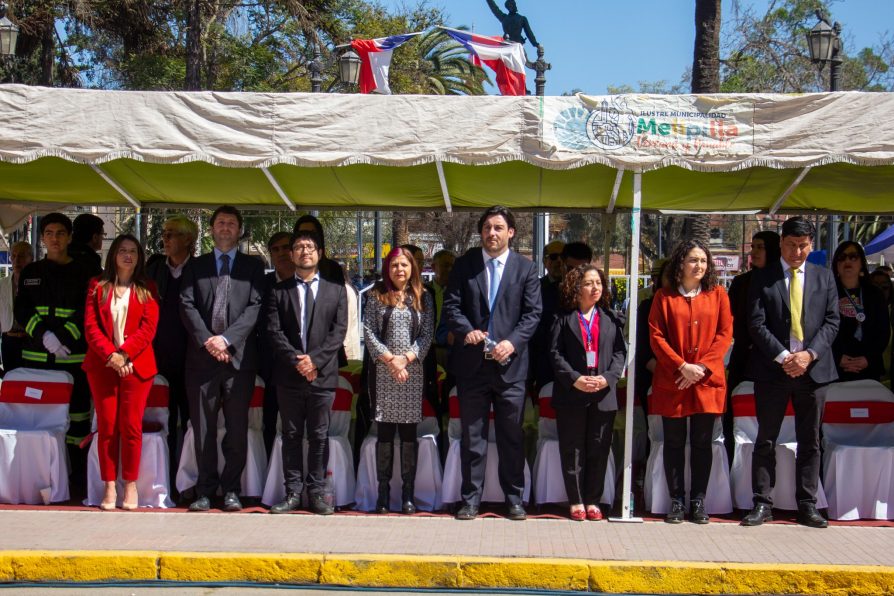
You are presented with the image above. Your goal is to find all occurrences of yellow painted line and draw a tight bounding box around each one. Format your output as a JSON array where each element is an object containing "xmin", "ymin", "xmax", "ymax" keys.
[{"xmin": 0, "ymin": 551, "xmax": 892, "ymax": 595}]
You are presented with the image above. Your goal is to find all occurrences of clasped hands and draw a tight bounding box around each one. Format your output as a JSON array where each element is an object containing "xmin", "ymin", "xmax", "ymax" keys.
[
  {"xmin": 782, "ymin": 350, "xmax": 813, "ymax": 378},
  {"xmin": 106, "ymin": 351, "xmax": 134, "ymax": 378},
  {"xmin": 294, "ymin": 354, "xmax": 317, "ymax": 382},
  {"xmin": 839, "ymin": 354, "xmax": 868, "ymax": 374},
  {"xmin": 204, "ymin": 335, "xmax": 230, "ymax": 363},
  {"xmin": 464, "ymin": 330, "xmax": 514, "ymax": 363},
  {"xmin": 573, "ymin": 374, "xmax": 608, "ymax": 393},
  {"xmin": 676, "ymin": 363, "xmax": 706, "ymax": 390},
  {"xmin": 381, "ymin": 352, "xmax": 411, "ymax": 384}
]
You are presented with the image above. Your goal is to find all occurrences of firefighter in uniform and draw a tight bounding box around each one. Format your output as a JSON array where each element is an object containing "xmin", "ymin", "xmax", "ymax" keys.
[{"xmin": 15, "ymin": 213, "xmax": 96, "ymax": 494}]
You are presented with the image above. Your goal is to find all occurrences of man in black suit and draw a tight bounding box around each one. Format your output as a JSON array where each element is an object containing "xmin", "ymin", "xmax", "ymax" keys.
[
  {"xmin": 179, "ymin": 205, "xmax": 266, "ymax": 512},
  {"xmin": 265, "ymin": 230, "xmax": 347, "ymax": 515},
  {"xmin": 443, "ymin": 205, "xmax": 541, "ymax": 520},
  {"xmin": 742, "ymin": 216, "xmax": 839, "ymax": 528}
]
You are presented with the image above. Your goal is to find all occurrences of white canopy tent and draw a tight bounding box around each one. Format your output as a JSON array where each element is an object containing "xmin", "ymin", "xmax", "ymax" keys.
[{"xmin": 1, "ymin": 85, "xmax": 893, "ymax": 519}]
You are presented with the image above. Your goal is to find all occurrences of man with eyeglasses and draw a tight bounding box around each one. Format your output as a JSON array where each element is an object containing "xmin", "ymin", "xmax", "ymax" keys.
[
  {"xmin": 265, "ymin": 230, "xmax": 347, "ymax": 515},
  {"xmin": 147, "ymin": 215, "xmax": 199, "ymax": 496},
  {"xmin": 180, "ymin": 206, "xmax": 266, "ymax": 513},
  {"xmin": 15, "ymin": 213, "xmax": 94, "ymax": 495}
]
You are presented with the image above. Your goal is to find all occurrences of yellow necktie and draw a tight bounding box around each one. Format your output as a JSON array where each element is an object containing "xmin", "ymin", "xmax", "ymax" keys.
[{"xmin": 789, "ymin": 267, "xmax": 804, "ymax": 342}]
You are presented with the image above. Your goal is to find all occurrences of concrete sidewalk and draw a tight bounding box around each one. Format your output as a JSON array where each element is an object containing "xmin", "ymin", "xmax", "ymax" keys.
[{"xmin": 1, "ymin": 509, "xmax": 892, "ymax": 594}]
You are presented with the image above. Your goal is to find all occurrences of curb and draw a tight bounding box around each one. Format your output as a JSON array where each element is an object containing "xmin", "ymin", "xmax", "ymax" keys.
[{"xmin": 1, "ymin": 551, "xmax": 892, "ymax": 595}]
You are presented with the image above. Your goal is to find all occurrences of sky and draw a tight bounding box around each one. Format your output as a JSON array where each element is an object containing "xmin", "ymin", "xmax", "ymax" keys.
[{"xmin": 375, "ymin": 0, "xmax": 894, "ymax": 95}]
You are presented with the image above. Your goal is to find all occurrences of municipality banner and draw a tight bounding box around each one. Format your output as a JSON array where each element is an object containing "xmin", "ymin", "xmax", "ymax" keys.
[{"xmin": 544, "ymin": 95, "xmax": 755, "ymax": 158}]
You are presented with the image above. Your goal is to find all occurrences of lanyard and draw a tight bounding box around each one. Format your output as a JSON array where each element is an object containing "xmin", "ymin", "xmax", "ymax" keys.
[
  {"xmin": 844, "ymin": 287, "xmax": 865, "ymax": 340},
  {"xmin": 577, "ymin": 308, "xmax": 597, "ymax": 351}
]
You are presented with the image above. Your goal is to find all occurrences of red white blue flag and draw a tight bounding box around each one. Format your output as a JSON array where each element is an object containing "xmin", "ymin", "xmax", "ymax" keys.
[
  {"xmin": 351, "ymin": 33, "xmax": 421, "ymax": 95},
  {"xmin": 441, "ymin": 27, "xmax": 527, "ymax": 96}
]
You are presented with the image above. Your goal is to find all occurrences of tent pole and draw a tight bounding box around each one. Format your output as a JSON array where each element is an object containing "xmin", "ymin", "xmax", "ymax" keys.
[
  {"xmin": 435, "ymin": 160, "xmax": 453, "ymax": 213},
  {"xmin": 89, "ymin": 165, "xmax": 141, "ymax": 209},
  {"xmin": 261, "ymin": 168, "xmax": 297, "ymax": 211},
  {"xmin": 611, "ymin": 171, "xmax": 643, "ymax": 523}
]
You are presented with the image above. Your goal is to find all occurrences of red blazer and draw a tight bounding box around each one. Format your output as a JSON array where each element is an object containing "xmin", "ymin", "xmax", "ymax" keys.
[
  {"xmin": 83, "ymin": 278, "xmax": 159, "ymax": 381},
  {"xmin": 648, "ymin": 285, "xmax": 733, "ymax": 417}
]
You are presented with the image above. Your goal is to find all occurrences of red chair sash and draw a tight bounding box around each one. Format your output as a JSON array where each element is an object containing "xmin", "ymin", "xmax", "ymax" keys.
[
  {"xmin": 422, "ymin": 399, "xmax": 436, "ymax": 418},
  {"xmin": 333, "ymin": 388, "xmax": 353, "ymax": 411},
  {"xmin": 146, "ymin": 384, "xmax": 170, "ymax": 408},
  {"xmin": 249, "ymin": 384, "xmax": 264, "ymax": 408},
  {"xmin": 539, "ymin": 396, "xmax": 556, "ymax": 420},
  {"xmin": 731, "ymin": 393, "xmax": 795, "ymax": 418},
  {"xmin": 0, "ymin": 380, "xmax": 72, "ymax": 405},
  {"xmin": 823, "ymin": 400, "xmax": 894, "ymax": 424}
]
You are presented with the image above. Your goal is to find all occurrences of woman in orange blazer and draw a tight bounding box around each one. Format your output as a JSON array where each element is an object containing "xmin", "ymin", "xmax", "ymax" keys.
[
  {"xmin": 83, "ymin": 234, "xmax": 159, "ymax": 510},
  {"xmin": 648, "ymin": 239, "xmax": 732, "ymax": 525}
]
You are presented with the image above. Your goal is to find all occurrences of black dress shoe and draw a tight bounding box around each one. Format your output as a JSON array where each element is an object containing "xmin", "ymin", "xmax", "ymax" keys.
[
  {"xmin": 455, "ymin": 503, "xmax": 478, "ymax": 520},
  {"xmin": 223, "ymin": 492, "xmax": 243, "ymax": 512},
  {"xmin": 797, "ymin": 503, "xmax": 828, "ymax": 528},
  {"xmin": 401, "ymin": 499, "xmax": 417, "ymax": 515},
  {"xmin": 665, "ymin": 499, "xmax": 685, "ymax": 524},
  {"xmin": 507, "ymin": 503, "xmax": 527, "ymax": 521},
  {"xmin": 309, "ymin": 494, "xmax": 334, "ymax": 515},
  {"xmin": 741, "ymin": 503, "xmax": 773, "ymax": 526},
  {"xmin": 690, "ymin": 499, "xmax": 709, "ymax": 525},
  {"xmin": 270, "ymin": 492, "xmax": 302, "ymax": 514},
  {"xmin": 188, "ymin": 496, "xmax": 211, "ymax": 512}
]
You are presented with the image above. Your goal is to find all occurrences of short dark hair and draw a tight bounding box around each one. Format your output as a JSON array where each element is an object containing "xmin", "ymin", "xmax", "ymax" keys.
[
  {"xmin": 290, "ymin": 230, "xmax": 321, "ymax": 250},
  {"xmin": 401, "ymin": 244, "xmax": 424, "ymax": 259},
  {"xmin": 562, "ymin": 241, "xmax": 593, "ymax": 263},
  {"xmin": 293, "ymin": 214, "xmax": 326, "ymax": 252},
  {"xmin": 667, "ymin": 238, "xmax": 719, "ymax": 291},
  {"xmin": 72, "ymin": 213, "xmax": 104, "ymax": 243},
  {"xmin": 781, "ymin": 216, "xmax": 815, "ymax": 240},
  {"xmin": 39, "ymin": 212, "xmax": 72, "ymax": 235},
  {"xmin": 210, "ymin": 205, "xmax": 243, "ymax": 229},
  {"xmin": 752, "ymin": 230, "xmax": 781, "ymax": 263},
  {"xmin": 267, "ymin": 231, "xmax": 292, "ymax": 250},
  {"xmin": 559, "ymin": 264, "xmax": 611, "ymax": 311},
  {"xmin": 477, "ymin": 205, "xmax": 516, "ymax": 234},
  {"xmin": 432, "ymin": 249, "xmax": 455, "ymax": 263}
]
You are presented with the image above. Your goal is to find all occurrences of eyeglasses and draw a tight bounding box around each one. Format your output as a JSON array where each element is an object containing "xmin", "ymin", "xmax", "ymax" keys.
[
  {"xmin": 546, "ymin": 254, "xmax": 562, "ymax": 261},
  {"xmin": 293, "ymin": 245, "xmax": 318, "ymax": 254},
  {"xmin": 837, "ymin": 253, "xmax": 860, "ymax": 262}
]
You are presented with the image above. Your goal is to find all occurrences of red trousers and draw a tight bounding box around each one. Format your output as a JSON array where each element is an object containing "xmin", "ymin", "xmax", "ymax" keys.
[{"xmin": 87, "ymin": 367, "xmax": 152, "ymax": 482}]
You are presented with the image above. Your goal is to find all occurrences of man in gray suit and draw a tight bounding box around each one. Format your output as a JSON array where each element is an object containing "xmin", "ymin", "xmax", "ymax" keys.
[
  {"xmin": 180, "ymin": 205, "xmax": 266, "ymax": 512},
  {"xmin": 743, "ymin": 216, "xmax": 839, "ymax": 528},
  {"xmin": 265, "ymin": 230, "xmax": 347, "ymax": 515}
]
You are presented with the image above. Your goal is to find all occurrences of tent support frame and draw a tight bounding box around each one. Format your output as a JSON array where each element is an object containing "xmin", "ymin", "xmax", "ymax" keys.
[
  {"xmin": 262, "ymin": 168, "xmax": 297, "ymax": 211},
  {"xmin": 435, "ymin": 160, "xmax": 452, "ymax": 212},
  {"xmin": 770, "ymin": 166, "xmax": 812, "ymax": 214},
  {"xmin": 89, "ymin": 165, "xmax": 140, "ymax": 209}
]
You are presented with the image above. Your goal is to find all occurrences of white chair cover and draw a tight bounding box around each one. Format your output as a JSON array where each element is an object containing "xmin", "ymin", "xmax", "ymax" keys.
[
  {"xmin": 261, "ymin": 383, "xmax": 357, "ymax": 508},
  {"xmin": 441, "ymin": 389, "xmax": 532, "ymax": 505},
  {"xmin": 729, "ymin": 382, "xmax": 828, "ymax": 511},
  {"xmin": 643, "ymin": 389, "xmax": 733, "ymax": 514},
  {"xmin": 0, "ymin": 368, "xmax": 73, "ymax": 504},
  {"xmin": 531, "ymin": 386, "xmax": 615, "ymax": 506},
  {"xmin": 85, "ymin": 375, "xmax": 173, "ymax": 508},
  {"xmin": 354, "ymin": 399, "xmax": 443, "ymax": 512},
  {"xmin": 176, "ymin": 375, "xmax": 268, "ymax": 497},
  {"xmin": 820, "ymin": 379, "xmax": 894, "ymax": 520}
]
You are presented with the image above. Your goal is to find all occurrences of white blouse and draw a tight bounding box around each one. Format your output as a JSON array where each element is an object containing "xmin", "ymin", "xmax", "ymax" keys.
[{"xmin": 111, "ymin": 287, "xmax": 131, "ymax": 348}]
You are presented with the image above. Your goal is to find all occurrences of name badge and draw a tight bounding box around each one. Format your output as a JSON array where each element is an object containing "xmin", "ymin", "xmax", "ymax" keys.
[{"xmin": 586, "ymin": 351, "xmax": 597, "ymax": 368}]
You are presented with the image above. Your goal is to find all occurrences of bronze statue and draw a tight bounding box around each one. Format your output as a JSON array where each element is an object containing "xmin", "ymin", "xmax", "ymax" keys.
[{"xmin": 486, "ymin": 0, "xmax": 541, "ymax": 49}]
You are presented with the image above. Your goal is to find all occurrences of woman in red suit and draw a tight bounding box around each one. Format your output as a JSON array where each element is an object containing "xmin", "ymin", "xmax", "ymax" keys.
[
  {"xmin": 83, "ymin": 234, "xmax": 159, "ymax": 510},
  {"xmin": 648, "ymin": 239, "xmax": 732, "ymax": 525}
]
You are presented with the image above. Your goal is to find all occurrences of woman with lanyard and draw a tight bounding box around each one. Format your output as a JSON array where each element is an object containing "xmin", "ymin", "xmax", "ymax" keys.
[
  {"xmin": 831, "ymin": 241, "xmax": 891, "ymax": 382},
  {"xmin": 549, "ymin": 264, "xmax": 626, "ymax": 521},
  {"xmin": 648, "ymin": 239, "xmax": 732, "ymax": 524}
]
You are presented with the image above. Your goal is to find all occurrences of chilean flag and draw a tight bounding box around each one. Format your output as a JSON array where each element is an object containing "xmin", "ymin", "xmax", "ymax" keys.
[
  {"xmin": 351, "ymin": 33, "xmax": 421, "ymax": 95},
  {"xmin": 441, "ymin": 27, "xmax": 527, "ymax": 96}
]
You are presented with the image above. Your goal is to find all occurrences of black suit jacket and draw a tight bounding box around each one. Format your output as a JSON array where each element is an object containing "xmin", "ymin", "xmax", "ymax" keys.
[
  {"xmin": 179, "ymin": 251, "xmax": 266, "ymax": 375},
  {"xmin": 726, "ymin": 269, "xmax": 754, "ymax": 387},
  {"xmin": 549, "ymin": 307, "xmax": 627, "ymax": 410},
  {"xmin": 443, "ymin": 248, "xmax": 541, "ymax": 383},
  {"xmin": 747, "ymin": 260, "xmax": 840, "ymax": 384},
  {"xmin": 264, "ymin": 274, "xmax": 347, "ymax": 390}
]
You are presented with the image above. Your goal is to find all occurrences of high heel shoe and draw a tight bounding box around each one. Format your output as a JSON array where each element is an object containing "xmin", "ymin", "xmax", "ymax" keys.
[
  {"xmin": 569, "ymin": 505, "xmax": 586, "ymax": 521},
  {"xmin": 586, "ymin": 505, "xmax": 603, "ymax": 521},
  {"xmin": 121, "ymin": 481, "xmax": 138, "ymax": 511},
  {"xmin": 100, "ymin": 481, "xmax": 117, "ymax": 511}
]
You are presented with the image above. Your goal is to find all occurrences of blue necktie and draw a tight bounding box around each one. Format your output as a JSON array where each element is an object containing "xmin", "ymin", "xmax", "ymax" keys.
[{"xmin": 488, "ymin": 257, "xmax": 501, "ymax": 311}]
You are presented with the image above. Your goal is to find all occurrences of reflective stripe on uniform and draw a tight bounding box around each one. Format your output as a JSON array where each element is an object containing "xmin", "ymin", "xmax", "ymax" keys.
[
  {"xmin": 25, "ymin": 315, "xmax": 41, "ymax": 337},
  {"xmin": 55, "ymin": 308, "xmax": 76, "ymax": 318},
  {"xmin": 56, "ymin": 353, "xmax": 85, "ymax": 364},
  {"xmin": 22, "ymin": 350, "xmax": 48, "ymax": 362},
  {"xmin": 35, "ymin": 306, "xmax": 49, "ymax": 316},
  {"xmin": 68, "ymin": 411, "xmax": 91, "ymax": 422},
  {"xmin": 64, "ymin": 321, "xmax": 81, "ymax": 340},
  {"xmin": 65, "ymin": 434, "xmax": 88, "ymax": 445}
]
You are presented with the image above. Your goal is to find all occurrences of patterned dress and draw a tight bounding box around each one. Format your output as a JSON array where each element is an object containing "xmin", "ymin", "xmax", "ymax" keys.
[{"xmin": 363, "ymin": 292, "xmax": 434, "ymax": 424}]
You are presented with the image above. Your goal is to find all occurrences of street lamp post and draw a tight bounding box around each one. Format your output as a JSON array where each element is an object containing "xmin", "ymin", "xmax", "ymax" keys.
[
  {"xmin": 807, "ymin": 11, "xmax": 842, "ymax": 263},
  {"xmin": 0, "ymin": 2, "xmax": 19, "ymax": 83}
]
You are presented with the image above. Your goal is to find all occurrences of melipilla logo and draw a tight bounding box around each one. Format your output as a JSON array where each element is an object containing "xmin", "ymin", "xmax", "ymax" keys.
[{"xmin": 553, "ymin": 97, "xmax": 636, "ymax": 151}]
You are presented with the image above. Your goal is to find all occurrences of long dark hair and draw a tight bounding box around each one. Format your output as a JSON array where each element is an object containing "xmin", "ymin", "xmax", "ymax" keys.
[
  {"xmin": 559, "ymin": 264, "xmax": 611, "ymax": 312},
  {"xmin": 373, "ymin": 247, "xmax": 425, "ymax": 312},
  {"xmin": 94, "ymin": 234, "xmax": 153, "ymax": 303},
  {"xmin": 667, "ymin": 239, "xmax": 719, "ymax": 292},
  {"xmin": 832, "ymin": 241, "xmax": 870, "ymax": 281}
]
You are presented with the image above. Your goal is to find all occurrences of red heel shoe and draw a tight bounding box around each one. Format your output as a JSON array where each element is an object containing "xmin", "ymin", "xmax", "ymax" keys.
[
  {"xmin": 586, "ymin": 505, "xmax": 603, "ymax": 521},
  {"xmin": 570, "ymin": 506, "xmax": 586, "ymax": 521}
]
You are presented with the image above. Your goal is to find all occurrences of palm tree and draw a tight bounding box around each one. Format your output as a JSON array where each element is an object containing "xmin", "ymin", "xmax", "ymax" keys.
[{"xmin": 413, "ymin": 28, "xmax": 490, "ymax": 95}]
